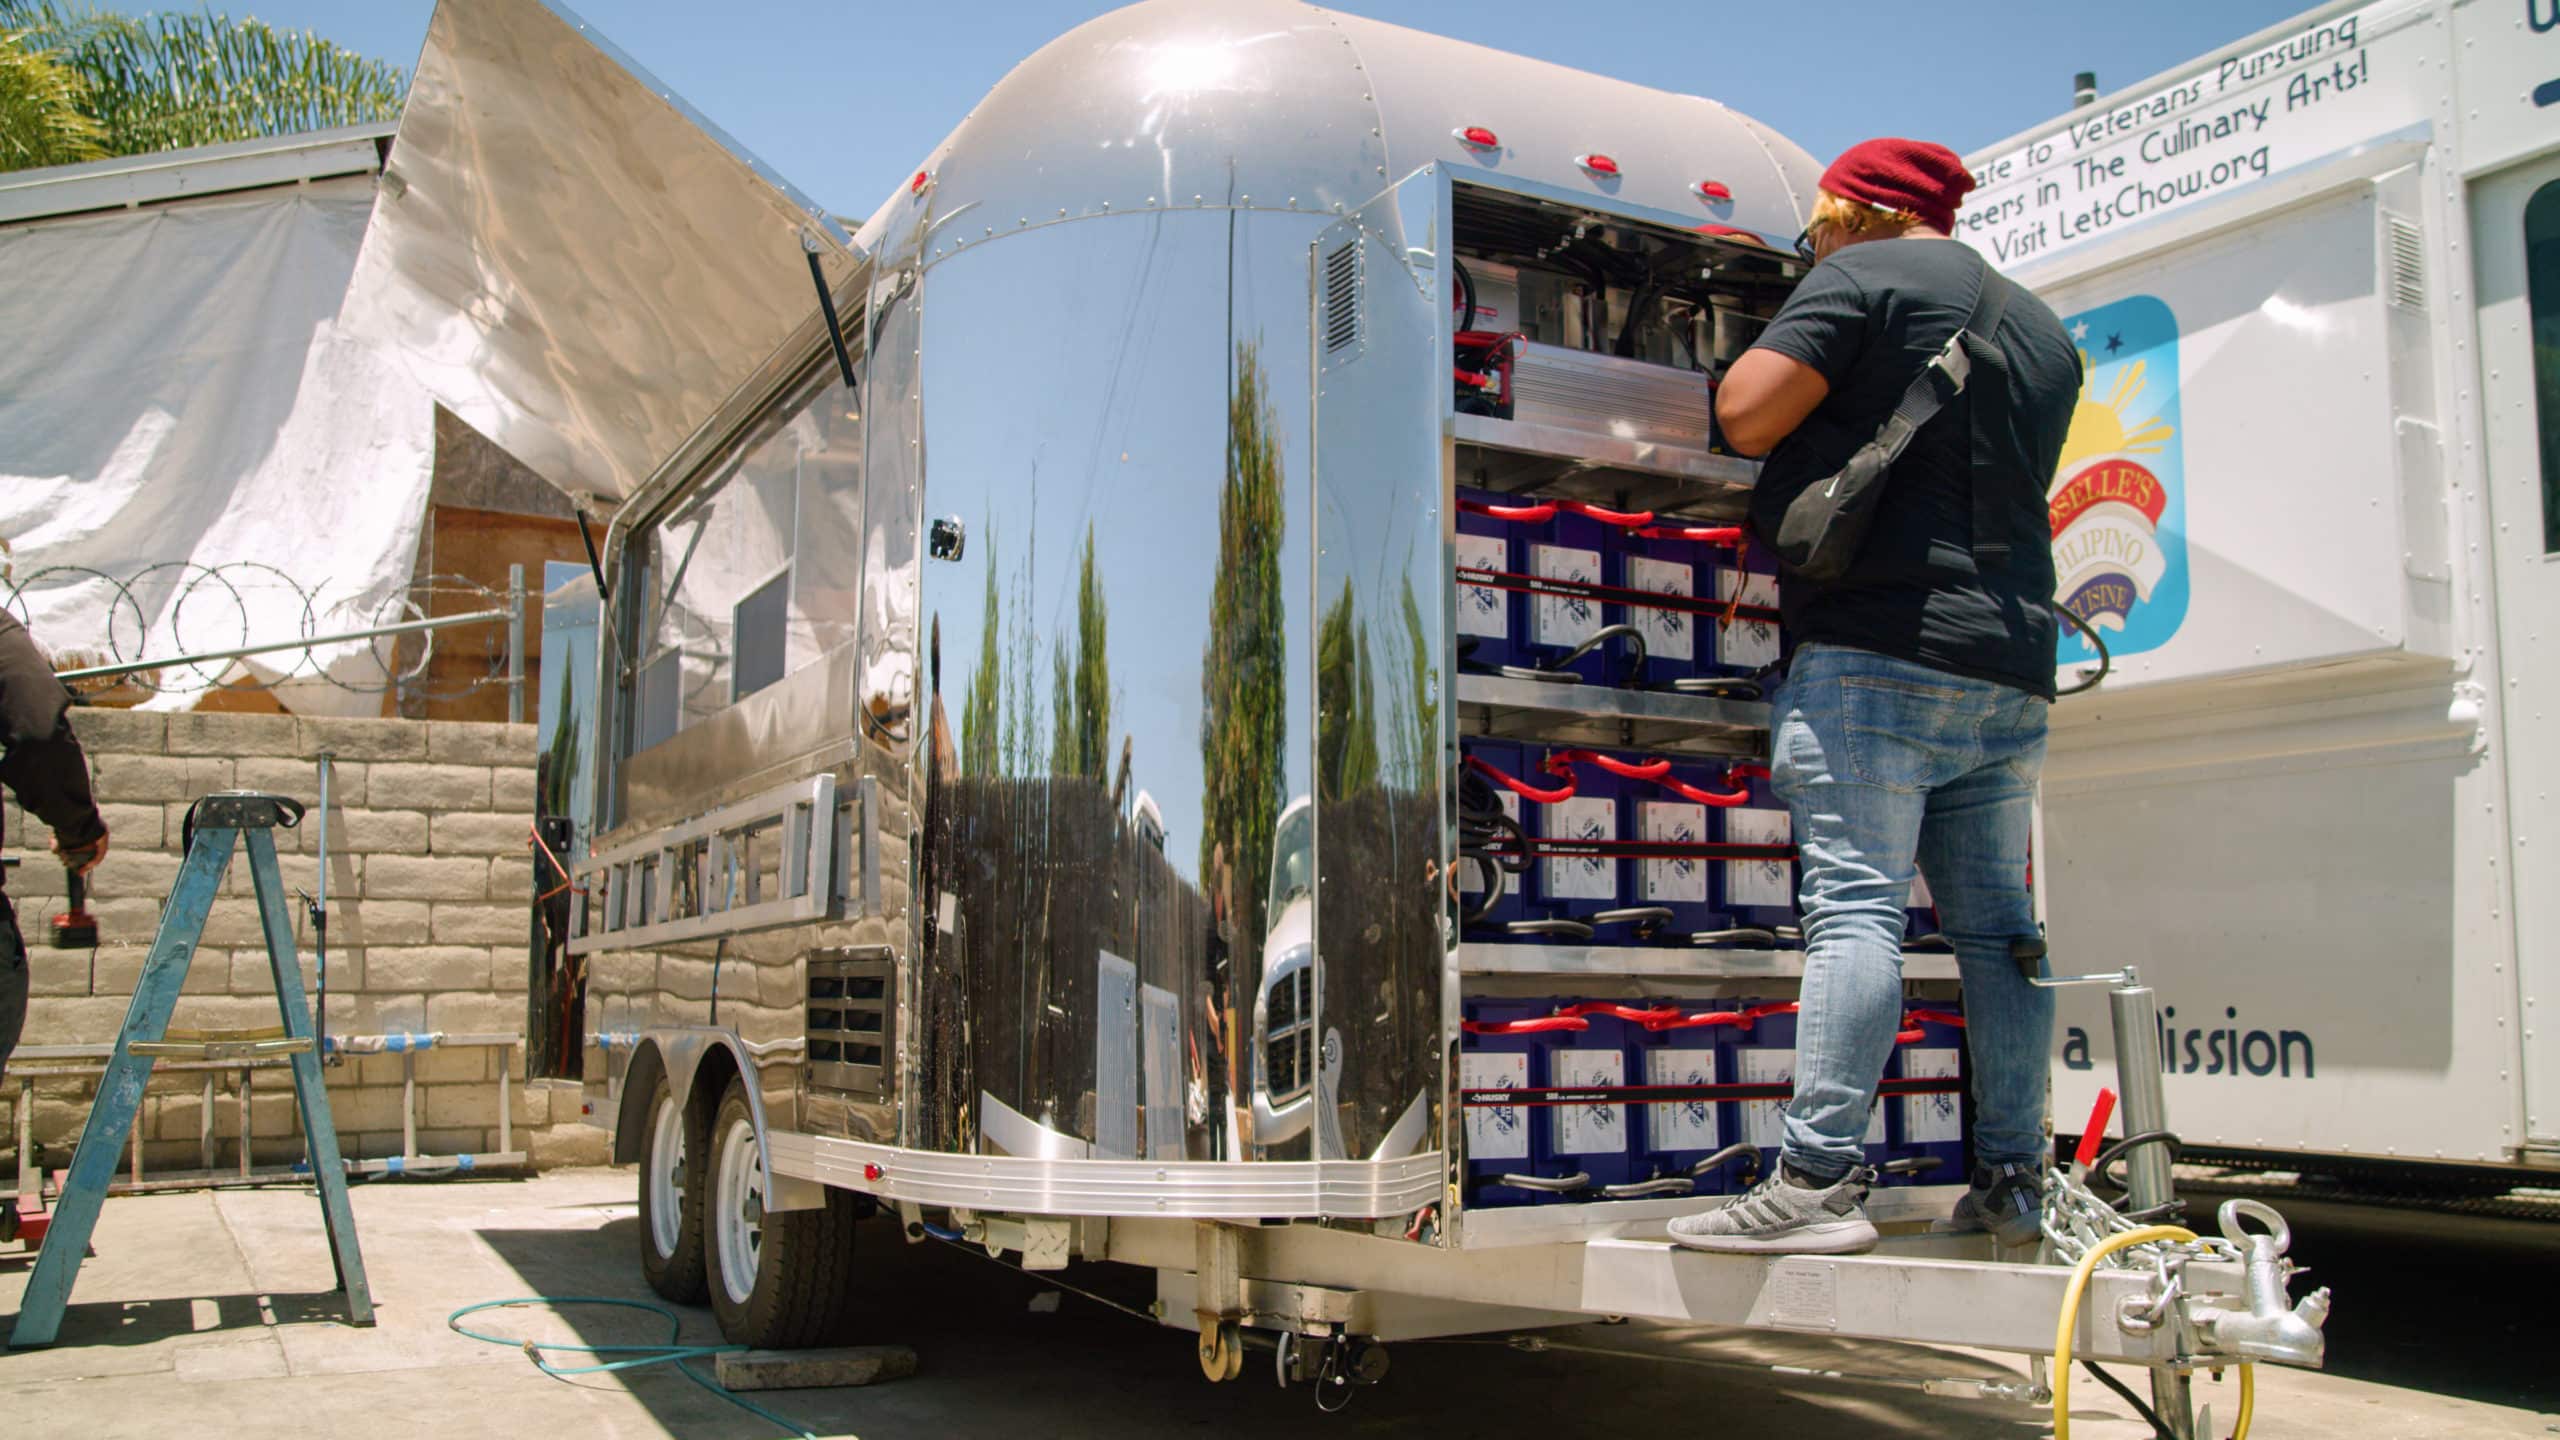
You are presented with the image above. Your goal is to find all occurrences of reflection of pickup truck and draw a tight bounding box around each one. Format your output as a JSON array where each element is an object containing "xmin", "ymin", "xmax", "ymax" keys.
[{"xmin": 1250, "ymin": 796, "xmax": 1341, "ymax": 1156}]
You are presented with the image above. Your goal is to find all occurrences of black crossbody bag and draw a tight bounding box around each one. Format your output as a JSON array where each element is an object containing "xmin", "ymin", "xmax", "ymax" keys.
[{"xmin": 1769, "ymin": 255, "xmax": 2019, "ymax": 582}]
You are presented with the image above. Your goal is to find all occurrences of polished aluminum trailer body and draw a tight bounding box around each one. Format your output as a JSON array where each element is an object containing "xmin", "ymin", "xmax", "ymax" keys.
[{"xmin": 349, "ymin": 2, "xmax": 2331, "ymax": 1407}]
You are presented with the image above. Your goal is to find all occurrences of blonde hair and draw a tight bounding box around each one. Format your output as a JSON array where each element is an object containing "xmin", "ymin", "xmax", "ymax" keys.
[{"xmin": 1810, "ymin": 188, "xmax": 1919, "ymax": 240}]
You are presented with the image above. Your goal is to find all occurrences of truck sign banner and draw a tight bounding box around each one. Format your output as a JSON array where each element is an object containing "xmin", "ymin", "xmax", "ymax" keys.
[
  {"xmin": 2050, "ymin": 295, "xmax": 2187, "ymax": 658},
  {"xmin": 1962, "ymin": 0, "xmax": 2428, "ymax": 270}
]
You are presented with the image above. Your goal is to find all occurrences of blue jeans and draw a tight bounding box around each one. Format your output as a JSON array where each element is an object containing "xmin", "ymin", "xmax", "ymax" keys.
[{"xmin": 1769, "ymin": 644, "xmax": 2052, "ymax": 1180}]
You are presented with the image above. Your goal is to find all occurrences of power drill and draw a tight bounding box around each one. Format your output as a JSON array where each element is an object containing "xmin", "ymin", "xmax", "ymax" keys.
[{"xmin": 52, "ymin": 867, "xmax": 98, "ymax": 948}]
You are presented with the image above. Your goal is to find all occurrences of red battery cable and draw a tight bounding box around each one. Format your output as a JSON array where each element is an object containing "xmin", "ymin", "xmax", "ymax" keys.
[
  {"xmin": 1457, "ymin": 496, "xmax": 1658, "ymax": 528},
  {"xmin": 1460, "ymin": 1014, "xmax": 1592, "ymax": 1036},
  {"xmin": 1463, "ymin": 753, "xmax": 1577, "ymax": 805},
  {"xmin": 1636, "ymin": 524, "xmax": 1747, "ymax": 547}
]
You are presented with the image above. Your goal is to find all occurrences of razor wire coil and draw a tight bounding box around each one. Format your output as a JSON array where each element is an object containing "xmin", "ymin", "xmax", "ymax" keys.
[{"xmin": 3, "ymin": 562, "xmax": 512, "ymax": 702}]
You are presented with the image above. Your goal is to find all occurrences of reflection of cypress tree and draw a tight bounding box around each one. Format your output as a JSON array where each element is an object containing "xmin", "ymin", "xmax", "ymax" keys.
[
  {"xmin": 1049, "ymin": 524, "xmax": 1113, "ymax": 779},
  {"xmin": 1390, "ymin": 572, "xmax": 1438, "ymax": 787},
  {"xmin": 960, "ymin": 528, "xmax": 1003, "ymax": 776},
  {"xmin": 540, "ymin": 660, "xmax": 580, "ymax": 815},
  {"xmin": 1199, "ymin": 340, "xmax": 1287, "ymax": 942},
  {"xmin": 1316, "ymin": 578, "xmax": 1379, "ymax": 801}
]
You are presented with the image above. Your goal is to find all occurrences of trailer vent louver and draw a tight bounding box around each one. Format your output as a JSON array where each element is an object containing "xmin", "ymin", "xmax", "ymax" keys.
[
  {"xmin": 808, "ymin": 949, "xmax": 894, "ymax": 1096},
  {"xmin": 2385, "ymin": 214, "xmax": 2425, "ymax": 311},
  {"xmin": 1322, "ymin": 239, "xmax": 1363, "ymax": 356}
]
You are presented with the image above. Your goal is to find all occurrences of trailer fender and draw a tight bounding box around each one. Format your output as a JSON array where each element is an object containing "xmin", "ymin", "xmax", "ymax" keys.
[{"xmin": 613, "ymin": 1028, "xmax": 824, "ymax": 1214}]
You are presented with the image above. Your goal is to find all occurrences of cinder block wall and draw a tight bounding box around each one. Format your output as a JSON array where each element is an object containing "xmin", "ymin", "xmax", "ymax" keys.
[{"xmin": 4, "ymin": 708, "xmax": 609, "ymax": 1174}]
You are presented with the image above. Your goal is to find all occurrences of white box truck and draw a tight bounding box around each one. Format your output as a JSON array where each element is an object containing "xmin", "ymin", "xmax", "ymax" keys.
[{"xmin": 1962, "ymin": 0, "xmax": 2560, "ymax": 1181}]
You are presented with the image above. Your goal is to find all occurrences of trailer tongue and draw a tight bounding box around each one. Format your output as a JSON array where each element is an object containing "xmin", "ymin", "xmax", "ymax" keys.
[{"xmin": 346, "ymin": 0, "xmax": 2333, "ymax": 1431}]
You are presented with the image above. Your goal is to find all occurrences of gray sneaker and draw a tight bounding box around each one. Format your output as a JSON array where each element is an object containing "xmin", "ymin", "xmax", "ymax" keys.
[
  {"xmin": 1667, "ymin": 1166, "xmax": 1878, "ymax": 1254},
  {"xmin": 1950, "ymin": 1162, "xmax": 2046, "ymax": 1247}
]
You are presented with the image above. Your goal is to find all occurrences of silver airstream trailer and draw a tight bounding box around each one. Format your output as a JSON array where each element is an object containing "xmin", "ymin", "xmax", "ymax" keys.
[{"xmin": 352, "ymin": 0, "xmax": 2328, "ymax": 1414}]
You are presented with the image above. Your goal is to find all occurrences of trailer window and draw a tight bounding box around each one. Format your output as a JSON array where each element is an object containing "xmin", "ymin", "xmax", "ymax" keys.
[
  {"xmin": 628, "ymin": 364, "xmax": 865, "ymax": 746},
  {"xmin": 2528, "ymin": 180, "xmax": 2560, "ymax": 555}
]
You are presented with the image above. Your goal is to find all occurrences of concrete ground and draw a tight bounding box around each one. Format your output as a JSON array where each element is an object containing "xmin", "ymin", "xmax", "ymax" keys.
[{"xmin": 3, "ymin": 1168, "xmax": 2551, "ymax": 1438}]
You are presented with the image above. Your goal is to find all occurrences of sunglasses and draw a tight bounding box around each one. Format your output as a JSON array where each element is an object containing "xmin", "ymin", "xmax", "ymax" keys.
[{"xmin": 1793, "ymin": 226, "xmax": 1819, "ymax": 263}]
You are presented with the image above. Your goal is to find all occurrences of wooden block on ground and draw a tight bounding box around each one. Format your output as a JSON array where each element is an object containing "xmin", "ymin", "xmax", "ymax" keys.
[{"xmin": 714, "ymin": 1345, "xmax": 918, "ymax": 1391}]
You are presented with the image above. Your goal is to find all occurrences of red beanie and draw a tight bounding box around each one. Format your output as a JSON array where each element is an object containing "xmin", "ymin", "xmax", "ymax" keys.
[{"xmin": 1819, "ymin": 138, "xmax": 1975, "ymax": 233}]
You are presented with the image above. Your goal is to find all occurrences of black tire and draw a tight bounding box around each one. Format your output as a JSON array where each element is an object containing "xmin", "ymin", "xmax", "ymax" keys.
[
  {"xmin": 636, "ymin": 1070, "xmax": 708, "ymax": 1304},
  {"xmin": 705, "ymin": 1077, "xmax": 861, "ymax": 1347}
]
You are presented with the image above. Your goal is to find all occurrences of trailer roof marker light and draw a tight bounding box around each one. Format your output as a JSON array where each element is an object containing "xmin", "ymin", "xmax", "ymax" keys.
[
  {"xmin": 1454, "ymin": 125, "xmax": 1500, "ymax": 150},
  {"xmin": 1693, "ymin": 179, "xmax": 1732, "ymax": 202},
  {"xmin": 1576, "ymin": 153, "xmax": 1620, "ymax": 177},
  {"xmin": 910, "ymin": 168, "xmax": 933, "ymax": 195}
]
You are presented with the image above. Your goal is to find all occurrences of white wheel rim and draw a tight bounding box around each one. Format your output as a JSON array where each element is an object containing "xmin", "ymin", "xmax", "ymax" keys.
[
  {"xmin": 713, "ymin": 1113, "xmax": 764, "ymax": 1307},
  {"xmin": 646, "ymin": 1092, "xmax": 685, "ymax": 1259}
]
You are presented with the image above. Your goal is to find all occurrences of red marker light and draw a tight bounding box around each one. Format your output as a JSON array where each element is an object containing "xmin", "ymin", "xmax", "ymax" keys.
[
  {"xmin": 910, "ymin": 169, "xmax": 932, "ymax": 194},
  {"xmin": 1454, "ymin": 125, "xmax": 1500, "ymax": 149},
  {"xmin": 1576, "ymin": 153, "xmax": 1620, "ymax": 177},
  {"xmin": 863, "ymin": 1163, "xmax": 885, "ymax": 1181},
  {"xmin": 1694, "ymin": 179, "xmax": 1732, "ymax": 201}
]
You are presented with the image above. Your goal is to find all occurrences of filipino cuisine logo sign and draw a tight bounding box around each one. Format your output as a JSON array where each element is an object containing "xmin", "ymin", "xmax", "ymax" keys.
[{"xmin": 2050, "ymin": 293, "xmax": 2188, "ymax": 659}]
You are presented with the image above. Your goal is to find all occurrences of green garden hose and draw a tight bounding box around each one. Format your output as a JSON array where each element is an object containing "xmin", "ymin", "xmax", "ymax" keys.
[{"xmin": 447, "ymin": 1296, "xmax": 820, "ymax": 1438}]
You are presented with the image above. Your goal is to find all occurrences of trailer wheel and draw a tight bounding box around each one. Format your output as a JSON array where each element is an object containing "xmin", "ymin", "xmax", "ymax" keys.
[
  {"xmin": 636, "ymin": 1072, "xmax": 706, "ymax": 1304},
  {"xmin": 706, "ymin": 1077, "xmax": 860, "ymax": 1347}
]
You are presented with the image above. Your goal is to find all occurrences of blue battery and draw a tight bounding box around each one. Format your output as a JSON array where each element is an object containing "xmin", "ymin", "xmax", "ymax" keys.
[
  {"xmin": 1454, "ymin": 487, "xmax": 1523, "ymax": 676},
  {"xmin": 1625, "ymin": 758, "xmax": 1728, "ymax": 943},
  {"xmin": 1527, "ymin": 746, "xmax": 1622, "ymax": 931},
  {"xmin": 1712, "ymin": 768, "xmax": 1799, "ymax": 940},
  {"xmin": 1732, "ymin": 999, "xmax": 1889, "ymax": 1175},
  {"xmin": 1458, "ymin": 997, "xmax": 1561, "ymax": 1206},
  {"xmin": 1702, "ymin": 537, "xmax": 1786, "ymax": 681},
  {"xmin": 1628, "ymin": 1007, "xmax": 1751, "ymax": 1196},
  {"xmin": 1613, "ymin": 529, "xmax": 1703, "ymax": 691},
  {"xmin": 1522, "ymin": 508, "xmax": 1620, "ymax": 686},
  {"xmin": 1542, "ymin": 1006, "xmax": 1639, "ymax": 1198},
  {"xmin": 1881, "ymin": 1001, "xmax": 1968, "ymax": 1187}
]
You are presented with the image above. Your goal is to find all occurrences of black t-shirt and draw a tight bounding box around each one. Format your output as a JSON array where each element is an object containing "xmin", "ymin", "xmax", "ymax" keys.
[{"xmin": 1744, "ymin": 238, "xmax": 2081, "ymax": 698}]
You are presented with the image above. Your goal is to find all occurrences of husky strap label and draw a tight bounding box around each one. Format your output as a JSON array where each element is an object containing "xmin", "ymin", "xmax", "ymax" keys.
[
  {"xmin": 1455, "ymin": 532, "xmax": 1509, "ymax": 639},
  {"xmin": 1462, "ymin": 1051, "xmax": 1530, "ymax": 1160}
]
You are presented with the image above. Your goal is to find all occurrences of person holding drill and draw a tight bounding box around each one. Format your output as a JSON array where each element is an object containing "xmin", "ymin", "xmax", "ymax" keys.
[{"xmin": 1, "ymin": 609, "xmax": 109, "ymax": 1239}]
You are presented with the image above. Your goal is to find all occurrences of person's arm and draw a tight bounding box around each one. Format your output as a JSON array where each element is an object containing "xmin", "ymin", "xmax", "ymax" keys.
[
  {"xmin": 0, "ymin": 613, "xmax": 107, "ymax": 871},
  {"xmin": 1717, "ymin": 260, "xmax": 1873, "ymax": 457},
  {"xmin": 1716, "ymin": 350, "xmax": 1830, "ymax": 457}
]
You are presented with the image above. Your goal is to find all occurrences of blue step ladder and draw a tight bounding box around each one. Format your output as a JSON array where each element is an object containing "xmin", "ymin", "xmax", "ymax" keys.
[{"xmin": 9, "ymin": 790, "xmax": 372, "ymax": 1348}]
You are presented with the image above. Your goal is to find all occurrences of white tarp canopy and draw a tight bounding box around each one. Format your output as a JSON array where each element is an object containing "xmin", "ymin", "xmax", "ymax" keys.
[{"xmin": 0, "ymin": 156, "xmax": 436, "ymax": 716}]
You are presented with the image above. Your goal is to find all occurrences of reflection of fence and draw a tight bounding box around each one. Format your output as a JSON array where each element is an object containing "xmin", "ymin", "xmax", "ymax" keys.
[
  {"xmin": 6, "ymin": 1032, "xmax": 526, "ymax": 1197},
  {"xmin": 5, "ymin": 562, "xmax": 527, "ymax": 719}
]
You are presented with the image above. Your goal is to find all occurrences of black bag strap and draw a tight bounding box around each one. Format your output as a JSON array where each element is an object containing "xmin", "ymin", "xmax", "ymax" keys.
[{"xmin": 1958, "ymin": 259, "xmax": 2019, "ymax": 569}]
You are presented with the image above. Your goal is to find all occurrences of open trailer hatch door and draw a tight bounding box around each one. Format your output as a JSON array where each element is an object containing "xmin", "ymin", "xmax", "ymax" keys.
[{"xmin": 344, "ymin": 0, "xmax": 861, "ymax": 505}]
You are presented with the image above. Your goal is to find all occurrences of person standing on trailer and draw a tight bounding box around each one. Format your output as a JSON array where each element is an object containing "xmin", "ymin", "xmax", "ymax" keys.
[
  {"xmin": 1668, "ymin": 139, "xmax": 2080, "ymax": 1254},
  {"xmin": 0, "ymin": 608, "xmax": 110, "ymax": 1241}
]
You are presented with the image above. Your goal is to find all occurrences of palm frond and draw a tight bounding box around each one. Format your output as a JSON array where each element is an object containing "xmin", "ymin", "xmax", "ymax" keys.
[
  {"xmin": 0, "ymin": 1, "xmax": 404, "ymax": 158},
  {"xmin": 0, "ymin": 25, "xmax": 107, "ymax": 171}
]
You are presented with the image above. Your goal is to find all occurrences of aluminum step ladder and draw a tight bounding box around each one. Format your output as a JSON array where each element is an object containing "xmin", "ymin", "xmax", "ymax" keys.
[{"xmin": 8, "ymin": 791, "xmax": 372, "ymax": 1348}]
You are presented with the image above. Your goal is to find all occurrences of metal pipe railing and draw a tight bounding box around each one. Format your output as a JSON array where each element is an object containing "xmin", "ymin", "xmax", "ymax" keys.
[
  {"xmin": 51, "ymin": 578, "xmax": 529, "ymax": 722},
  {"xmin": 5, "ymin": 1032, "xmax": 529, "ymax": 1201}
]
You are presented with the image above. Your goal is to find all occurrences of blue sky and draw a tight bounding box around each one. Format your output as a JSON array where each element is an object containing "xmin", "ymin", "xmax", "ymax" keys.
[{"xmin": 215, "ymin": 0, "xmax": 2317, "ymax": 218}]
